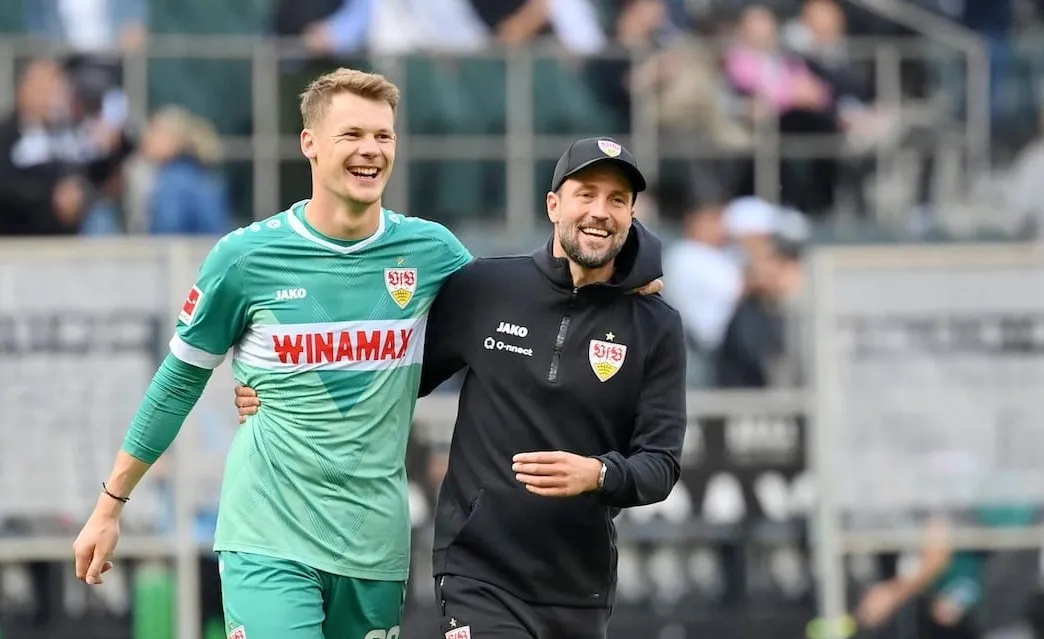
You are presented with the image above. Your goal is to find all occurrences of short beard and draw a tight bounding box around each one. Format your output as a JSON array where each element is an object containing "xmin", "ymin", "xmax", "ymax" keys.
[{"xmin": 557, "ymin": 224, "xmax": 627, "ymax": 269}]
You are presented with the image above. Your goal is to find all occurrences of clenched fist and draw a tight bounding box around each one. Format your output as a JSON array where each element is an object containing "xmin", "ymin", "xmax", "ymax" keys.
[{"xmin": 234, "ymin": 384, "xmax": 261, "ymax": 424}]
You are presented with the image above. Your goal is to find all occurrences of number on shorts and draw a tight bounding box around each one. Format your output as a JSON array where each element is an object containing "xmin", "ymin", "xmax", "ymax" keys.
[{"xmin": 363, "ymin": 627, "xmax": 400, "ymax": 639}]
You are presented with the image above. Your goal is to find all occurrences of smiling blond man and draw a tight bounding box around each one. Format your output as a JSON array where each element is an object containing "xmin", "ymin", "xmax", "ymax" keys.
[{"xmin": 73, "ymin": 68, "xmax": 471, "ymax": 639}]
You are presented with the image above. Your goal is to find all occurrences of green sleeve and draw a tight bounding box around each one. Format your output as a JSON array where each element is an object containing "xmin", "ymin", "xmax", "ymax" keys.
[
  {"xmin": 435, "ymin": 222, "xmax": 474, "ymax": 274},
  {"xmin": 121, "ymin": 354, "xmax": 213, "ymax": 464},
  {"xmin": 170, "ymin": 239, "xmax": 251, "ymax": 369},
  {"xmin": 932, "ymin": 552, "xmax": 984, "ymax": 608}
]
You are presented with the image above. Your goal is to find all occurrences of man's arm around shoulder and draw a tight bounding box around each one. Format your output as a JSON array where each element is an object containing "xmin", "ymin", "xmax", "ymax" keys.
[
  {"xmin": 595, "ymin": 306, "xmax": 687, "ymax": 508},
  {"xmin": 418, "ymin": 259, "xmax": 482, "ymax": 397}
]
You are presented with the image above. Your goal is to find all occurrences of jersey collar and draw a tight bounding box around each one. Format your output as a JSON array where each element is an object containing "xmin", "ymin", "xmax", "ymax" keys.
[{"xmin": 286, "ymin": 199, "xmax": 387, "ymax": 254}]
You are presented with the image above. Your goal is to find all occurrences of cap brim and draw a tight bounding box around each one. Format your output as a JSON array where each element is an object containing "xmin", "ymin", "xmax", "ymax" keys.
[{"xmin": 559, "ymin": 157, "xmax": 647, "ymax": 193}]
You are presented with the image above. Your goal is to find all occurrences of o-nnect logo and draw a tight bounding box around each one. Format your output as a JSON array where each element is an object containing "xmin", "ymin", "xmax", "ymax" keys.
[{"xmin": 483, "ymin": 336, "xmax": 533, "ymax": 357}]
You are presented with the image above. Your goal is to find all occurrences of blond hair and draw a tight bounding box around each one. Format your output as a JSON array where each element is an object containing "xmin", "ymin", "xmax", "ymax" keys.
[
  {"xmin": 150, "ymin": 105, "xmax": 223, "ymax": 165},
  {"xmin": 299, "ymin": 68, "xmax": 400, "ymax": 129}
]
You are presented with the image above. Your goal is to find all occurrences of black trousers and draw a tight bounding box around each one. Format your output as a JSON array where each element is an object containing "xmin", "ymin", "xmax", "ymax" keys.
[{"xmin": 434, "ymin": 574, "xmax": 611, "ymax": 639}]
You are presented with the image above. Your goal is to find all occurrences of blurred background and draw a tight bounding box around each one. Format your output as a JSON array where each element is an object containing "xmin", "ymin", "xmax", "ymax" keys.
[{"xmin": 2, "ymin": 0, "xmax": 1044, "ymax": 638}]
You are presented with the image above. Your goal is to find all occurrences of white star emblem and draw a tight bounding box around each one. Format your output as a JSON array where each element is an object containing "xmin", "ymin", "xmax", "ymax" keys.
[
  {"xmin": 449, "ymin": 618, "xmax": 458, "ymax": 627},
  {"xmin": 396, "ymin": 256, "xmax": 406, "ymax": 266},
  {"xmin": 606, "ymin": 332, "xmax": 615, "ymax": 341}
]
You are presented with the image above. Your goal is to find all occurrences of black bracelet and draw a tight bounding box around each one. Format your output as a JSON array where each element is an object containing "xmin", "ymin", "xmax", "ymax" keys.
[{"xmin": 101, "ymin": 482, "xmax": 129, "ymax": 503}]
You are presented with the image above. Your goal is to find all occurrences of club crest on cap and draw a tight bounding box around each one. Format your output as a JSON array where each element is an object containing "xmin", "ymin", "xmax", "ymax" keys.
[{"xmin": 597, "ymin": 139, "xmax": 621, "ymax": 157}]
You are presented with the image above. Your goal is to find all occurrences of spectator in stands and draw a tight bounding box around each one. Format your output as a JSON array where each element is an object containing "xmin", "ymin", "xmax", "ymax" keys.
[
  {"xmin": 466, "ymin": 0, "xmax": 605, "ymax": 52},
  {"xmin": 626, "ymin": 28, "xmax": 751, "ymax": 149},
  {"xmin": 135, "ymin": 106, "xmax": 230, "ymax": 236},
  {"xmin": 24, "ymin": 0, "xmax": 145, "ymax": 208},
  {"xmin": 67, "ymin": 59, "xmax": 138, "ymax": 234},
  {"xmin": 368, "ymin": 0, "xmax": 488, "ymax": 54},
  {"xmin": 715, "ymin": 246, "xmax": 786, "ymax": 388},
  {"xmin": 724, "ymin": 5, "xmax": 832, "ymax": 123},
  {"xmin": 783, "ymin": 0, "xmax": 867, "ymax": 106},
  {"xmin": 272, "ymin": 0, "xmax": 371, "ymax": 59},
  {"xmin": 607, "ymin": 0, "xmax": 702, "ymax": 137},
  {"xmin": 663, "ymin": 202, "xmax": 743, "ymax": 357},
  {"xmin": 616, "ymin": 0, "xmax": 670, "ymax": 47},
  {"xmin": 783, "ymin": 0, "xmax": 905, "ymax": 218},
  {"xmin": 662, "ymin": 201, "xmax": 744, "ymax": 388},
  {"xmin": 0, "ymin": 59, "xmax": 89, "ymax": 235},
  {"xmin": 714, "ymin": 198, "xmax": 806, "ymax": 388},
  {"xmin": 784, "ymin": 0, "xmax": 896, "ymax": 147},
  {"xmin": 856, "ymin": 518, "xmax": 986, "ymax": 639},
  {"xmin": 724, "ymin": 4, "xmax": 840, "ymax": 215},
  {"xmin": 26, "ymin": 0, "xmax": 147, "ymax": 54}
]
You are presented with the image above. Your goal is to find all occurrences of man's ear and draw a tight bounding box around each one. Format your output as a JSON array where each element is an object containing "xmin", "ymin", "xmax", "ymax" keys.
[
  {"xmin": 300, "ymin": 128, "xmax": 317, "ymax": 161},
  {"xmin": 546, "ymin": 191, "xmax": 560, "ymax": 224}
]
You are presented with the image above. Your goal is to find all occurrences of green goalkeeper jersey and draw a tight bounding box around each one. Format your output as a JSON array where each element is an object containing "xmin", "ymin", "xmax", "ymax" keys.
[{"xmin": 169, "ymin": 201, "xmax": 472, "ymax": 580}]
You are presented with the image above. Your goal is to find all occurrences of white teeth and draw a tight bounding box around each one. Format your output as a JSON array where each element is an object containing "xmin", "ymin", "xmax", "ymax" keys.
[
  {"xmin": 348, "ymin": 168, "xmax": 379, "ymax": 177},
  {"xmin": 581, "ymin": 228, "xmax": 609, "ymax": 238}
]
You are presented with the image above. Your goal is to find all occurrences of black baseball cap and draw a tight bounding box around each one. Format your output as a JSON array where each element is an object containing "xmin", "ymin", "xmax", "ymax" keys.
[{"xmin": 550, "ymin": 137, "xmax": 647, "ymax": 195}]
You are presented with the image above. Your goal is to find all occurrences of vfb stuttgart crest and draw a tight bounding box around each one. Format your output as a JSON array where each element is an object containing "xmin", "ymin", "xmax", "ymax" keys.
[
  {"xmin": 589, "ymin": 339, "xmax": 627, "ymax": 382},
  {"xmin": 228, "ymin": 626, "xmax": 246, "ymax": 639},
  {"xmin": 385, "ymin": 268, "xmax": 417, "ymax": 309},
  {"xmin": 597, "ymin": 139, "xmax": 621, "ymax": 157},
  {"xmin": 446, "ymin": 626, "xmax": 472, "ymax": 639}
]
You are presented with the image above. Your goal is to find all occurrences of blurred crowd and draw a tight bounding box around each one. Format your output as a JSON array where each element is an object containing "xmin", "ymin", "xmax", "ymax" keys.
[
  {"xmin": 661, "ymin": 194, "xmax": 808, "ymax": 388},
  {"xmin": 0, "ymin": 56, "xmax": 229, "ymax": 236},
  {"xmin": 3, "ymin": 0, "xmax": 1044, "ymax": 237}
]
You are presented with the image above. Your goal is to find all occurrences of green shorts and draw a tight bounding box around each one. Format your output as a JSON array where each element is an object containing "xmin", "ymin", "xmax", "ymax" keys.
[{"xmin": 218, "ymin": 551, "xmax": 406, "ymax": 639}]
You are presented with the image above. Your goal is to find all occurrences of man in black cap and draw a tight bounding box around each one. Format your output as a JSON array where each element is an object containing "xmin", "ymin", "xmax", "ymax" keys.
[
  {"xmin": 235, "ymin": 137, "xmax": 686, "ymax": 638},
  {"xmin": 421, "ymin": 136, "xmax": 685, "ymax": 639}
]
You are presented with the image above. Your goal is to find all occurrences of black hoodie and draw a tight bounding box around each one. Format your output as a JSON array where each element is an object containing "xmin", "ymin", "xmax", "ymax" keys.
[{"xmin": 419, "ymin": 220, "xmax": 688, "ymax": 608}]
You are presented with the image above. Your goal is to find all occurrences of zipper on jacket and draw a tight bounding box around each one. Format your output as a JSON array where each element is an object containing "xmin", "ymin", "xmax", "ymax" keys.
[{"xmin": 546, "ymin": 288, "xmax": 578, "ymax": 382}]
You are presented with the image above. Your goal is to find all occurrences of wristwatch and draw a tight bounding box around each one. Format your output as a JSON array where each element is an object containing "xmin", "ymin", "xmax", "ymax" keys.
[{"xmin": 596, "ymin": 461, "xmax": 607, "ymax": 491}]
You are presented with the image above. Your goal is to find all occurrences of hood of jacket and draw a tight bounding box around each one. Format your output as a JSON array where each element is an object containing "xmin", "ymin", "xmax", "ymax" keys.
[{"xmin": 532, "ymin": 218, "xmax": 664, "ymax": 292}]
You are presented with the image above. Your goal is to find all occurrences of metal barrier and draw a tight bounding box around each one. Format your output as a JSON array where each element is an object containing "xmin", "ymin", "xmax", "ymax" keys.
[
  {"xmin": 0, "ymin": 28, "xmax": 986, "ymax": 231},
  {"xmin": 807, "ymin": 242, "xmax": 1044, "ymax": 637}
]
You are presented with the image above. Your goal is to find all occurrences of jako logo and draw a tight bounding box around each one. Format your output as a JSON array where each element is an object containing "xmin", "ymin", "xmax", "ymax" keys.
[
  {"xmin": 276, "ymin": 288, "xmax": 307, "ymax": 301},
  {"xmin": 496, "ymin": 322, "xmax": 528, "ymax": 338}
]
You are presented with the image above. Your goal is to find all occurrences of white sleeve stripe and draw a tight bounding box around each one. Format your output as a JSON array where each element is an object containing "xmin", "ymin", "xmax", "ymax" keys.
[{"xmin": 169, "ymin": 334, "xmax": 226, "ymax": 369}]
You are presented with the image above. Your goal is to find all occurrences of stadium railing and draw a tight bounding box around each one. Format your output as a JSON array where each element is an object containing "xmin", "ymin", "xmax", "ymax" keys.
[{"xmin": 0, "ymin": 32, "xmax": 987, "ymax": 232}]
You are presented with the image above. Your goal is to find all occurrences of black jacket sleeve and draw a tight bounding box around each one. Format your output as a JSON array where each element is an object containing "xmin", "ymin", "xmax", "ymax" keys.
[
  {"xmin": 417, "ymin": 263, "xmax": 475, "ymax": 398},
  {"xmin": 596, "ymin": 307, "xmax": 687, "ymax": 508}
]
